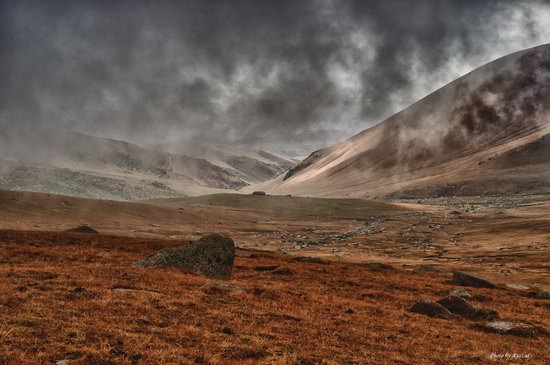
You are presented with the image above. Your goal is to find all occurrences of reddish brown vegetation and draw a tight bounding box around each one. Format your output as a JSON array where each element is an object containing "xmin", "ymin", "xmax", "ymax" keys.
[{"xmin": 0, "ymin": 230, "xmax": 548, "ymax": 364}]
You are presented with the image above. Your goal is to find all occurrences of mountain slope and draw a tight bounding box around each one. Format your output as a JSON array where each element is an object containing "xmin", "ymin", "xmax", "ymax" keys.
[
  {"xmin": 153, "ymin": 141, "xmax": 296, "ymax": 184},
  {"xmin": 266, "ymin": 44, "xmax": 550, "ymax": 198},
  {"xmin": 0, "ymin": 129, "xmax": 249, "ymax": 199}
]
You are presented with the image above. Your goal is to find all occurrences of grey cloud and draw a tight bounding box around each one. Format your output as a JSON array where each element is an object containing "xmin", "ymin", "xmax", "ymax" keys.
[{"xmin": 0, "ymin": 0, "xmax": 549, "ymax": 151}]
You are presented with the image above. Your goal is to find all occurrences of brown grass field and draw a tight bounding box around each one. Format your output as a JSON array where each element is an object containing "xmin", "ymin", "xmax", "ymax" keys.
[{"xmin": 0, "ymin": 191, "xmax": 549, "ymax": 364}]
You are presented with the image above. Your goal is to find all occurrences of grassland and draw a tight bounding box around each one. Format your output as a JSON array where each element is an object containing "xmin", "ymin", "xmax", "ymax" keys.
[
  {"xmin": 0, "ymin": 230, "xmax": 548, "ymax": 364},
  {"xmin": 0, "ymin": 191, "xmax": 549, "ymax": 363}
]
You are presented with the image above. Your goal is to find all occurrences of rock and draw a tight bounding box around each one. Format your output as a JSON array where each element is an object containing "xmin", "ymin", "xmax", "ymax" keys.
[
  {"xmin": 133, "ymin": 234, "xmax": 235, "ymax": 280},
  {"xmin": 436, "ymin": 296, "xmax": 496, "ymax": 320},
  {"xmin": 253, "ymin": 265, "xmax": 279, "ymax": 272},
  {"xmin": 535, "ymin": 290, "xmax": 550, "ymax": 299},
  {"xmin": 483, "ymin": 321, "xmax": 546, "ymax": 337},
  {"xmin": 222, "ymin": 327, "xmax": 234, "ymax": 335},
  {"xmin": 56, "ymin": 361, "xmax": 69, "ymax": 365},
  {"xmin": 252, "ymin": 191, "xmax": 267, "ymax": 196},
  {"xmin": 452, "ymin": 271, "xmax": 496, "ymax": 289},
  {"xmin": 65, "ymin": 224, "xmax": 98, "ymax": 234},
  {"xmin": 413, "ymin": 265, "xmax": 440, "ymax": 273},
  {"xmin": 409, "ymin": 300, "xmax": 452, "ymax": 319},
  {"xmin": 449, "ymin": 288, "xmax": 472, "ymax": 298},
  {"xmin": 271, "ymin": 267, "xmax": 293, "ymax": 276},
  {"xmin": 505, "ymin": 283, "xmax": 530, "ymax": 290},
  {"xmin": 201, "ymin": 281, "xmax": 243, "ymax": 294},
  {"xmin": 362, "ymin": 262, "xmax": 394, "ymax": 271}
]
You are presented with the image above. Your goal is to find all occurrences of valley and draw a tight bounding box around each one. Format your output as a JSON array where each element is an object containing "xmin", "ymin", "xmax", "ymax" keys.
[{"xmin": 0, "ymin": 191, "xmax": 549, "ymax": 363}]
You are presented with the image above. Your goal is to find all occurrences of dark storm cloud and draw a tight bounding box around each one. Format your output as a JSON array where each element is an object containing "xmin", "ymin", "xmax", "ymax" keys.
[
  {"xmin": 0, "ymin": 0, "xmax": 548, "ymax": 147},
  {"xmin": 346, "ymin": 0, "xmax": 543, "ymax": 121}
]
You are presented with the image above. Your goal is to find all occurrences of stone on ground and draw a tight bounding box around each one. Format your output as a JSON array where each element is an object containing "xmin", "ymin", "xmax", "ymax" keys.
[
  {"xmin": 201, "ymin": 281, "xmax": 243, "ymax": 294},
  {"xmin": 65, "ymin": 224, "xmax": 99, "ymax": 234},
  {"xmin": 535, "ymin": 290, "xmax": 550, "ymax": 299},
  {"xmin": 133, "ymin": 234, "xmax": 235, "ymax": 280},
  {"xmin": 505, "ymin": 283, "xmax": 529, "ymax": 290},
  {"xmin": 409, "ymin": 300, "xmax": 452, "ymax": 319},
  {"xmin": 449, "ymin": 288, "xmax": 472, "ymax": 298},
  {"xmin": 484, "ymin": 321, "xmax": 546, "ymax": 337},
  {"xmin": 452, "ymin": 271, "xmax": 496, "ymax": 289},
  {"xmin": 437, "ymin": 296, "xmax": 496, "ymax": 320},
  {"xmin": 271, "ymin": 267, "xmax": 294, "ymax": 276}
]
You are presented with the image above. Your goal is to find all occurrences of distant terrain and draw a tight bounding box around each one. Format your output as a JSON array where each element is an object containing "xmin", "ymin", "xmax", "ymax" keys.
[
  {"xmin": 8, "ymin": 43, "xmax": 550, "ymax": 202},
  {"xmin": 0, "ymin": 129, "xmax": 294, "ymax": 200},
  {"xmin": 266, "ymin": 44, "xmax": 550, "ymax": 199}
]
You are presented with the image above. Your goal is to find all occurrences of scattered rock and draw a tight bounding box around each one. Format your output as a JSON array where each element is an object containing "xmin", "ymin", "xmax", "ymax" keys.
[
  {"xmin": 253, "ymin": 265, "xmax": 279, "ymax": 272},
  {"xmin": 449, "ymin": 288, "xmax": 472, "ymax": 298},
  {"xmin": 409, "ymin": 300, "xmax": 452, "ymax": 319},
  {"xmin": 452, "ymin": 271, "xmax": 496, "ymax": 289},
  {"xmin": 345, "ymin": 308, "xmax": 354, "ymax": 314},
  {"xmin": 201, "ymin": 281, "xmax": 243, "ymax": 294},
  {"xmin": 483, "ymin": 321, "xmax": 547, "ymax": 337},
  {"xmin": 252, "ymin": 287, "xmax": 279, "ymax": 300},
  {"xmin": 112, "ymin": 287, "xmax": 163, "ymax": 296},
  {"xmin": 413, "ymin": 265, "xmax": 440, "ymax": 273},
  {"xmin": 65, "ymin": 224, "xmax": 98, "ymax": 234},
  {"xmin": 362, "ymin": 262, "xmax": 394, "ymax": 271},
  {"xmin": 505, "ymin": 283, "xmax": 530, "ymax": 290},
  {"xmin": 271, "ymin": 267, "xmax": 293, "ymax": 276},
  {"xmin": 436, "ymin": 296, "xmax": 496, "ymax": 320},
  {"xmin": 252, "ymin": 191, "xmax": 267, "ymax": 196},
  {"xmin": 222, "ymin": 327, "xmax": 234, "ymax": 335},
  {"xmin": 56, "ymin": 361, "xmax": 69, "ymax": 365},
  {"xmin": 535, "ymin": 290, "xmax": 550, "ymax": 299},
  {"xmin": 133, "ymin": 234, "xmax": 235, "ymax": 280}
]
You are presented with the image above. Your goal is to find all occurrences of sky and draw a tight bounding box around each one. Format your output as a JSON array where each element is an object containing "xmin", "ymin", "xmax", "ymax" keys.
[{"xmin": 1, "ymin": 0, "xmax": 550, "ymax": 152}]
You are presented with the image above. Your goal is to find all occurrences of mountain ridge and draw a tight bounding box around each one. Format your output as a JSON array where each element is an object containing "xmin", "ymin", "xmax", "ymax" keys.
[{"xmin": 264, "ymin": 43, "xmax": 550, "ymax": 198}]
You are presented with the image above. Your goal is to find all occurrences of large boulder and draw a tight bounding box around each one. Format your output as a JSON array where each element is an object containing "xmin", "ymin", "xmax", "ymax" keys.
[
  {"xmin": 133, "ymin": 234, "xmax": 235, "ymax": 280},
  {"xmin": 483, "ymin": 321, "xmax": 547, "ymax": 337},
  {"xmin": 409, "ymin": 300, "xmax": 452, "ymax": 319},
  {"xmin": 452, "ymin": 271, "xmax": 496, "ymax": 289},
  {"xmin": 437, "ymin": 296, "xmax": 497, "ymax": 320},
  {"xmin": 449, "ymin": 288, "xmax": 472, "ymax": 298}
]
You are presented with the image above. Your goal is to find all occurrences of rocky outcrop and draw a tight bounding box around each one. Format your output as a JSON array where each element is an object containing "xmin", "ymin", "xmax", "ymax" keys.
[{"xmin": 133, "ymin": 234, "xmax": 235, "ymax": 280}]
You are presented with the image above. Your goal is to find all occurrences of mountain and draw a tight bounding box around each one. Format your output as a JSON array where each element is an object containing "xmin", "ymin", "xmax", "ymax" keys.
[
  {"xmin": 152, "ymin": 140, "xmax": 296, "ymax": 184},
  {"xmin": 264, "ymin": 44, "xmax": 550, "ymax": 199},
  {"xmin": 232, "ymin": 128, "xmax": 352, "ymax": 158},
  {"xmin": 0, "ymin": 129, "xmax": 292, "ymax": 200}
]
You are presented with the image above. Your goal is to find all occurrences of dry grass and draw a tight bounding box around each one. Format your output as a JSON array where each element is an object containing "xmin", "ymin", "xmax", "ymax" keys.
[{"xmin": 0, "ymin": 230, "xmax": 548, "ymax": 364}]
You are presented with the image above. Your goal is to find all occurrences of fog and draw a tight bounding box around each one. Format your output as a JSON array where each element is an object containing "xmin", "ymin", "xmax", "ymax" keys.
[{"xmin": 1, "ymin": 0, "xmax": 550, "ymax": 153}]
